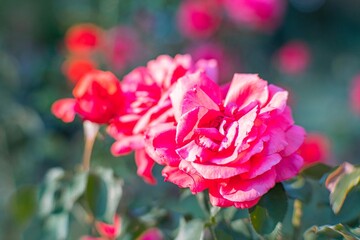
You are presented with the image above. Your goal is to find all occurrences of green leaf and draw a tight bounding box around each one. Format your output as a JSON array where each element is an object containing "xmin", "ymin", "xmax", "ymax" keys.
[
  {"xmin": 304, "ymin": 224, "xmax": 360, "ymax": 240},
  {"xmin": 283, "ymin": 177, "xmax": 312, "ymax": 202},
  {"xmin": 85, "ymin": 168, "xmax": 122, "ymax": 222},
  {"xmin": 9, "ymin": 185, "xmax": 38, "ymax": 226},
  {"xmin": 301, "ymin": 163, "xmax": 332, "ymax": 180},
  {"xmin": 329, "ymin": 169, "xmax": 360, "ymax": 213},
  {"xmin": 249, "ymin": 183, "xmax": 288, "ymax": 235},
  {"xmin": 175, "ymin": 218, "xmax": 204, "ymax": 240}
]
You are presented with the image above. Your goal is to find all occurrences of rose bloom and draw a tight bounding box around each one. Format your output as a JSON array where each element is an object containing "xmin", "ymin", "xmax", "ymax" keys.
[
  {"xmin": 223, "ymin": 0, "xmax": 286, "ymax": 31},
  {"xmin": 108, "ymin": 54, "xmax": 218, "ymax": 184},
  {"xmin": 146, "ymin": 72, "xmax": 305, "ymax": 208},
  {"xmin": 298, "ymin": 133, "xmax": 331, "ymax": 167},
  {"xmin": 177, "ymin": 0, "xmax": 222, "ymax": 39},
  {"xmin": 187, "ymin": 42, "xmax": 238, "ymax": 83},
  {"xmin": 137, "ymin": 228, "xmax": 163, "ymax": 240},
  {"xmin": 62, "ymin": 57, "xmax": 97, "ymax": 84},
  {"xmin": 65, "ymin": 23, "xmax": 103, "ymax": 54},
  {"xmin": 52, "ymin": 70, "xmax": 125, "ymax": 124},
  {"xmin": 350, "ymin": 74, "xmax": 360, "ymax": 115},
  {"xmin": 275, "ymin": 41, "xmax": 311, "ymax": 75},
  {"xmin": 104, "ymin": 26, "xmax": 141, "ymax": 74}
]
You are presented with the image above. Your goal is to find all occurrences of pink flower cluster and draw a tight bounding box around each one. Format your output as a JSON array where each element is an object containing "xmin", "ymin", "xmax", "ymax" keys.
[
  {"xmin": 52, "ymin": 54, "xmax": 305, "ymax": 209},
  {"xmin": 177, "ymin": 0, "xmax": 287, "ymax": 39}
]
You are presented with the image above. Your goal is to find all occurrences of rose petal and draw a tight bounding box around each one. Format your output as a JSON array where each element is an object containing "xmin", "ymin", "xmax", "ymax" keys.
[
  {"xmin": 283, "ymin": 125, "xmax": 306, "ymax": 156},
  {"xmin": 275, "ymin": 154, "xmax": 303, "ymax": 182},
  {"xmin": 224, "ymin": 74, "xmax": 269, "ymax": 110},
  {"xmin": 51, "ymin": 98, "xmax": 76, "ymax": 123},
  {"xmin": 162, "ymin": 165, "xmax": 208, "ymax": 193},
  {"xmin": 135, "ymin": 149, "xmax": 156, "ymax": 185},
  {"xmin": 220, "ymin": 169, "xmax": 276, "ymax": 202}
]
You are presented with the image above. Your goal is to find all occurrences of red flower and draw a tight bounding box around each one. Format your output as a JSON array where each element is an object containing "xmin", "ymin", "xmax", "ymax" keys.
[
  {"xmin": 62, "ymin": 57, "xmax": 97, "ymax": 84},
  {"xmin": 177, "ymin": 0, "xmax": 222, "ymax": 39},
  {"xmin": 65, "ymin": 23, "xmax": 102, "ymax": 54},
  {"xmin": 52, "ymin": 70, "xmax": 125, "ymax": 124},
  {"xmin": 276, "ymin": 41, "xmax": 311, "ymax": 75},
  {"xmin": 95, "ymin": 214, "xmax": 121, "ymax": 239},
  {"xmin": 108, "ymin": 54, "xmax": 218, "ymax": 184},
  {"xmin": 298, "ymin": 133, "xmax": 331, "ymax": 167}
]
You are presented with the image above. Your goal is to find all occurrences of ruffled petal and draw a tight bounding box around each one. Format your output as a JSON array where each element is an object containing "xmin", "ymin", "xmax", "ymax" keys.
[
  {"xmin": 220, "ymin": 169, "xmax": 276, "ymax": 202},
  {"xmin": 135, "ymin": 149, "xmax": 156, "ymax": 185},
  {"xmin": 275, "ymin": 154, "xmax": 303, "ymax": 182},
  {"xmin": 51, "ymin": 98, "xmax": 76, "ymax": 123},
  {"xmin": 283, "ymin": 125, "xmax": 306, "ymax": 156},
  {"xmin": 224, "ymin": 74, "xmax": 269, "ymax": 110},
  {"xmin": 162, "ymin": 165, "xmax": 208, "ymax": 193}
]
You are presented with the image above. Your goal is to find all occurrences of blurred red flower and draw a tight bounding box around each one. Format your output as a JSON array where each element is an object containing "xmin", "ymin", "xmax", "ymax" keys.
[
  {"xmin": 95, "ymin": 214, "xmax": 121, "ymax": 239},
  {"xmin": 276, "ymin": 41, "xmax": 311, "ymax": 75},
  {"xmin": 298, "ymin": 133, "xmax": 331, "ymax": 167},
  {"xmin": 62, "ymin": 57, "xmax": 97, "ymax": 84},
  {"xmin": 52, "ymin": 70, "xmax": 125, "ymax": 124},
  {"xmin": 65, "ymin": 23, "xmax": 103, "ymax": 54},
  {"xmin": 223, "ymin": 0, "xmax": 286, "ymax": 31},
  {"xmin": 177, "ymin": 0, "xmax": 222, "ymax": 39}
]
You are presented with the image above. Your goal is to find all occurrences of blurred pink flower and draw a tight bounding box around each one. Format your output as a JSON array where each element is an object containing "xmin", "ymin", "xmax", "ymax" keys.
[
  {"xmin": 146, "ymin": 73, "xmax": 305, "ymax": 209},
  {"xmin": 276, "ymin": 41, "xmax": 311, "ymax": 75},
  {"xmin": 108, "ymin": 54, "xmax": 218, "ymax": 184},
  {"xmin": 298, "ymin": 133, "xmax": 331, "ymax": 167},
  {"xmin": 103, "ymin": 26, "xmax": 141, "ymax": 74},
  {"xmin": 95, "ymin": 214, "xmax": 121, "ymax": 239},
  {"xmin": 350, "ymin": 74, "xmax": 360, "ymax": 115},
  {"xmin": 187, "ymin": 42, "xmax": 238, "ymax": 83},
  {"xmin": 65, "ymin": 23, "xmax": 103, "ymax": 55},
  {"xmin": 137, "ymin": 228, "xmax": 164, "ymax": 240},
  {"xmin": 177, "ymin": 0, "xmax": 222, "ymax": 39},
  {"xmin": 223, "ymin": 0, "xmax": 286, "ymax": 31},
  {"xmin": 52, "ymin": 70, "xmax": 125, "ymax": 124}
]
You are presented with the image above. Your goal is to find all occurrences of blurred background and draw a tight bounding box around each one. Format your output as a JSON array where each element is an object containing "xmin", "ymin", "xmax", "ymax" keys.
[{"xmin": 1, "ymin": 0, "xmax": 360, "ymax": 238}]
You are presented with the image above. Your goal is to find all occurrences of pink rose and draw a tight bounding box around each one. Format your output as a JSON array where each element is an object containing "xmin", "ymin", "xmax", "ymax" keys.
[
  {"xmin": 223, "ymin": 0, "xmax": 286, "ymax": 31},
  {"xmin": 146, "ymin": 72, "xmax": 305, "ymax": 208},
  {"xmin": 275, "ymin": 41, "xmax": 311, "ymax": 75},
  {"xmin": 103, "ymin": 26, "xmax": 141, "ymax": 74},
  {"xmin": 108, "ymin": 55, "xmax": 218, "ymax": 184},
  {"xmin": 177, "ymin": 0, "xmax": 222, "ymax": 39}
]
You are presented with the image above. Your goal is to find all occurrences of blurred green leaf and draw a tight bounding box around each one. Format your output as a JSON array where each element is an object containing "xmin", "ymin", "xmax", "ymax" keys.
[
  {"xmin": 329, "ymin": 168, "xmax": 360, "ymax": 213},
  {"xmin": 43, "ymin": 212, "xmax": 69, "ymax": 240},
  {"xmin": 304, "ymin": 224, "xmax": 360, "ymax": 240},
  {"xmin": 85, "ymin": 168, "xmax": 122, "ymax": 223},
  {"xmin": 301, "ymin": 163, "xmax": 333, "ymax": 180},
  {"xmin": 9, "ymin": 185, "xmax": 38, "ymax": 226},
  {"xmin": 249, "ymin": 184, "xmax": 288, "ymax": 235},
  {"xmin": 175, "ymin": 218, "xmax": 204, "ymax": 240},
  {"xmin": 283, "ymin": 177, "xmax": 312, "ymax": 203}
]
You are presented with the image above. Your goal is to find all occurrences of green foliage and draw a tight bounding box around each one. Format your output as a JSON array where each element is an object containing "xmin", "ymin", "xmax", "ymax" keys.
[
  {"xmin": 9, "ymin": 185, "xmax": 38, "ymax": 226},
  {"xmin": 84, "ymin": 168, "xmax": 123, "ymax": 223},
  {"xmin": 249, "ymin": 184, "xmax": 288, "ymax": 235},
  {"xmin": 304, "ymin": 224, "xmax": 360, "ymax": 240},
  {"xmin": 175, "ymin": 218, "xmax": 204, "ymax": 240}
]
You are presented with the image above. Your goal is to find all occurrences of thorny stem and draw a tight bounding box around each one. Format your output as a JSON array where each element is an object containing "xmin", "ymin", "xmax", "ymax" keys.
[{"xmin": 82, "ymin": 121, "xmax": 100, "ymax": 171}]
